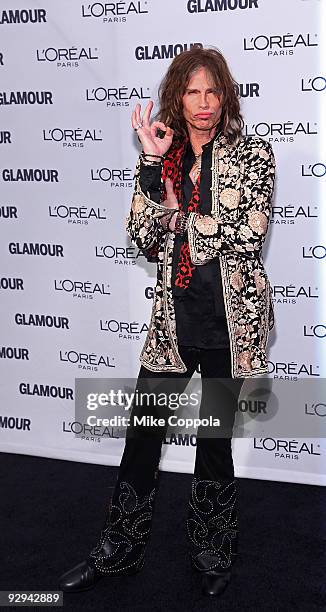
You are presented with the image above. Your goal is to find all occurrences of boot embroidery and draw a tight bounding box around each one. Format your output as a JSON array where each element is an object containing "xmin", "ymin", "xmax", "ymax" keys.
[
  {"xmin": 186, "ymin": 478, "xmax": 238, "ymax": 571},
  {"xmin": 89, "ymin": 481, "xmax": 156, "ymax": 575}
]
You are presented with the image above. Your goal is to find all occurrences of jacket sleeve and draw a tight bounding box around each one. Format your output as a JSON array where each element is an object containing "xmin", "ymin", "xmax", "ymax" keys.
[
  {"xmin": 125, "ymin": 156, "xmax": 171, "ymax": 262},
  {"xmin": 187, "ymin": 139, "xmax": 276, "ymax": 264}
]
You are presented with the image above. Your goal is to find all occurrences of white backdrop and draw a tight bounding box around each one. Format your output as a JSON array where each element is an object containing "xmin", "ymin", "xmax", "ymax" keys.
[{"xmin": 1, "ymin": 0, "xmax": 325, "ymax": 485}]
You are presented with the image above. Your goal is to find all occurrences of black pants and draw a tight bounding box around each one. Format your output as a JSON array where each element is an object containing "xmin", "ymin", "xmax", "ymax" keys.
[{"xmin": 89, "ymin": 345, "xmax": 244, "ymax": 575}]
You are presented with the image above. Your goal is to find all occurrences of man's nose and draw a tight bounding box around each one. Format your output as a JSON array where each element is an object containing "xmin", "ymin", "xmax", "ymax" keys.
[{"xmin": 199, "ymin": 94, "xmax": 209, "ymax": 107}]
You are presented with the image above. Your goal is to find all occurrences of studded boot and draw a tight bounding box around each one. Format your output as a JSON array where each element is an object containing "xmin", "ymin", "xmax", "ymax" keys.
[
  {"xmin": 59, "ymin": 479, "xmax": 157, "ymax": 592},
  {"xmin": 186, "ymin": 478, "xmax": 238, "ymax": 596}
]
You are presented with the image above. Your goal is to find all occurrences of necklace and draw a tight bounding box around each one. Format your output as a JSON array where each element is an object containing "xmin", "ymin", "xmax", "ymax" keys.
[{"xmin": 191, "ymin": 152, "xmax": 202, "ymax": 184}]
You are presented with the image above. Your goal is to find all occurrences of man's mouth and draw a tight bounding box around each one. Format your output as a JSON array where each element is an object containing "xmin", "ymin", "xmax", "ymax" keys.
[{"xmin": 194, "ymin": 113, "xmax": 213, "ymax": 119}]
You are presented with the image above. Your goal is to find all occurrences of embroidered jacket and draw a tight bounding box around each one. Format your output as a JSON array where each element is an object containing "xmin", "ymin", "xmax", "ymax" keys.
[{"xmin": 125, "ymin": 133, "xmax": 276, "ymax": 378}]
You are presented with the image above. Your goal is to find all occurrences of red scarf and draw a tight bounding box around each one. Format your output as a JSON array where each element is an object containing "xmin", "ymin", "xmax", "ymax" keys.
[
  {"xmin": 161, "ymin": 141, "xmax": 200, "ymax": 289},
  {"xmin": 143, "ymin": 141, "xmax": 200, "ymax": 289}
]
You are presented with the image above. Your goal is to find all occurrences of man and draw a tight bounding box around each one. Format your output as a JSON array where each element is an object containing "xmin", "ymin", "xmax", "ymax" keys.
[{"xmin": 59, "ymin": 47, "xmax": 275, "ymax": 597}]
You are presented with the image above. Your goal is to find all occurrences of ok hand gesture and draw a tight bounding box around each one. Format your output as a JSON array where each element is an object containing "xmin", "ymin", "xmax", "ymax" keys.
[{"xmin": 131, "ymin": 100, "xmax": 174, "ymax": 157}]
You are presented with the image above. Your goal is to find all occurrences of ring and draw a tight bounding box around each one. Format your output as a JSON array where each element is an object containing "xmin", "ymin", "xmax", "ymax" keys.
[{"xmin": 134, "ymin": 122, "xmax": 143, "ymax": 131}]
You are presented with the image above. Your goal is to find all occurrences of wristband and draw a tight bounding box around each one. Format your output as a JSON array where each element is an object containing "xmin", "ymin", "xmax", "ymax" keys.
[
  {"xmin": 140, "ymin": 152, "xmax": 164, "ymax": 166},
  {"xmin": 174, "ymin": 211, "xmax": 189, "ymax": 235}
]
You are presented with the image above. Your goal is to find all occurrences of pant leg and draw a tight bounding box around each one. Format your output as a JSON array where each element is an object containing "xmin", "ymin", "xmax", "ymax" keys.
[
  {"xmin": 117, "ymin": 345, "xmax": 200, "ymax": 494},
  {"xmin": 187, "ymin": 347, "xmax": 244, "ymax": 572},
  {"xmin": 89, "ymin": 346, "xmax": 199, "ymax": 575}
]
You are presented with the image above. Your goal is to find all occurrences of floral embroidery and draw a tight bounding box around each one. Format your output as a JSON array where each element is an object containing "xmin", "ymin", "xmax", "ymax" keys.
[
  {"xmin": 125, "ymin": 135, "xmax": 276, "ymax": 378},
  {"xmin": 230, "ymin": 271, "xmax": 244, "ymax": 291},
  {"xmin": 254, "ymin": 270, "xmax": 266, "ymax": 295},
  {"xmin": 213, "ymin": 238, "xmax": 222, "ymax": 249},
  {"xmin": 248, "ymin": 210, "xmax": 268, "ymax": 235},
  {"xmin": 239, "ymin": 225, "xmax": 253, "ymax": 240},
  {"xmin": 229, "ymin": 165, "xmax": 239, "ymax": 177},
  {"xmin": 252, "ymin": 357, "xmax": 262, "ymax": 368},
  {"xmin": 197, "ymin": 251, "xmax": 208, "ymax": 261},
  {"xmin": 259, "ymin": 148, "xmax": 269, "ymax": 160},
  {"xmin": 220, "ymin": 188, "xmax": 241, "ymax": 210},
  {"xmin": 194, "ymin": 215, "xmax": 220, "ymax": 235},
  {"xmin": 238, "ymin": 350, "xmax": 252, "ymax": 371},
  {"xmin": 218, "ymin": 160, "xmax": 228, "ymax": 174},
  {"xmin": 235, "ymin": 324, "xmax": 246, "ymax": 337},
  {"xmin": 132, "ymin": 194, "xmax": 146, "ymax": 214}
]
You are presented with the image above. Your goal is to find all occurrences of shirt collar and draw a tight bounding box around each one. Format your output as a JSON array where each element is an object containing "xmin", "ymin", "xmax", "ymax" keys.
[{"xmin": 184, "ymin": 122, "xmax": 222, "ymax": 159}]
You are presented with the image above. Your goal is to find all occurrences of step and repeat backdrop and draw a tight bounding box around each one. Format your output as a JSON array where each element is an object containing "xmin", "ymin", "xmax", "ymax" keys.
[{"xmin": 1, "ymin": 0, "xmax": 325, "ymax": 485}]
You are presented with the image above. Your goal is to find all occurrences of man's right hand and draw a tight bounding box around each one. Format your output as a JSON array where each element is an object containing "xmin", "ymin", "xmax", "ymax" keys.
[{"xmin": 131, "ymin": 101, "xmax": 174, "ymax": 157}]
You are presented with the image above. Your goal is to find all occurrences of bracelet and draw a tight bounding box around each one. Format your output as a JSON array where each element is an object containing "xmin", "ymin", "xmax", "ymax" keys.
[
  {"xmin": 140, "ymin": 152, "xmax": 164, "ymax": 166},
  {"xmin": 174, "ymin": 211, "xmax": 189, "ymax": 235},
  {"xmin": 143, "ymin": 153, "xmax": 163, "ymax": 159}
]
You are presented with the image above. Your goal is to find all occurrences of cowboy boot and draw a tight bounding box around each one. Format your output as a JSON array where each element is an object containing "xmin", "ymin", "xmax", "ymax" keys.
[
  {"xmin": 186, "ymin": 477, "xmax": 238, "ymax": 596},
  {"xmin": 59, "ymin": 480, "xmax": 157, "ymax": 592}
]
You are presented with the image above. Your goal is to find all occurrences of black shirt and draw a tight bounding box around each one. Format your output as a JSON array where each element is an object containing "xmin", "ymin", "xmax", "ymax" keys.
[{"xmin": 139, "ymin": 132, "xmax": 230, "ymax": 350}]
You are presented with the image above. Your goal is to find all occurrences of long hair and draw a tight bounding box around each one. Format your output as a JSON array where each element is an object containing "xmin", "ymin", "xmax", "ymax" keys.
[{"xmin": 157, "ymin": 47, "xmax": 244, "ymax": 145}]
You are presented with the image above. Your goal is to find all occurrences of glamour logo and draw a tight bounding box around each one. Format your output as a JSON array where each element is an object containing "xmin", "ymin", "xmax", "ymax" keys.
[
  {"xmin": 91, "ymin": 167, "xmax": 133, "ymax": 187},
  {"xmin": 43, "ymin": 128, "xmax": 102, "ymax": 147},
  {"xmin": 145, "ymin": 286, "xmax": 154, "ymax": 299},
  {"xmin": 100, "ymin": 319, "xmax": 149, "ymax": 340},
  {"xmin": 302, "ymin": 245, "xmax": 326, "ymax": 259},
  {"xmin": 49, "ymin": 205, "xmax": 107, "ymax": 225},
  {"xmin": 15, "ymin": 313, "xmax": 69, "ymax": 329},
  {"xmin": 54, "ymin": 279, "xmax": 110, "ymax": 300},
  {"xmin": 253, "ymin": 438, "xmax": 320, "ymax": 459},
  {"xmin": 0, "ymin": 205, "xmax": 18, "ymax": 219},
  {"xmin": 187, "ymin": 0, "xmax": 258, "ymax": 12},
  {"xmin": 95, "ymin": 244, "xmax": 144, "ymax": 264},
  {"xmin": 271, "ymin": 204, "xmax": 318, "ymax": 225},
  {"xmin": 163, "ymin": 434, "xmax": 197, "ymax": 446},
  {"xmin": 0, "ymin": 346, "xmax": 29, "ymax": 360},
  {"xmin": 81, "ymin": 2, "xmax": 149, "ymax": 23},
  {"xmin": 272, "ymin": 285, "xmax": 319, "ymax": 305},
  {"xmin": 19, "ymin": 382, "xmax": 73, "ymax": 399},
  {"xmin": 0, "ymin": 8, "xmax": 46, "ymax": 24},
  {"xmin": 243, "ymin": 33, "xmax": 318, "ymax": 56},
  {"xmin": 0, "ymin": 416, "xmax": 31, "ymax": 431},
  {"xmin": 9, "ymin": 242, "xmax": 64, "ymax": 257},
  {"xmin": 236, "ymin": 82, "xmax": 260, "ymax": 97},
  {"xmin": 86, "ymin": 86, "xmax": 150, "ymax": 107},
  {"xmin": 301, "ymin": 76, "xmax": 326, "ymax": 92},
  {"xmin": 301, "ymin": 163, "xmax": 326, "ymax": 177},
  {"xmin": 0, "ymin": 91, "xmax": 52, "ymax": 105},
  {"xmin": 2, "ymin": 169, "xmax": 58, "ymax": 182},
  {"xmin": 303, "ymin": 324, "xmax": 326, "ymax": 338},
  {"xmin": 305, "ymin": 403, "xmax": 326, "ymax": 418},
  {"xmin": 0, "ymin": 130, "xmax": 11, "ymax": 144},
  {"xmin": 267, "ymin": 361, "xmax": 320, "ymax": 379},
  {"xmin": 237, "ymin": 399, "xmax": 267, "ymax": 414},
  {"xmin": 36, "ymin": 46, "xmax": 98, "ymax": 68},
  {"xmin": 135, "ymin": 43, "xmax": 202, "ymax": 61},
  {"xmin": 0, "ymin": 277, "xmax": 24, "ymax": 290},
  {"xmin": 244, "ymin": 121, "xmax": 317, "ymax": 142},
  {"xmin": 59, "ymin": 349, "xmax": 115, "ymax": 371}
]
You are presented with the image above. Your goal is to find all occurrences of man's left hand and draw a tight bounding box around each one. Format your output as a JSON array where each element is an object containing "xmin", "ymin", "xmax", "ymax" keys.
[{"xmin": 160, "ymin": 178, "xmax": 179, "ymax": 231}]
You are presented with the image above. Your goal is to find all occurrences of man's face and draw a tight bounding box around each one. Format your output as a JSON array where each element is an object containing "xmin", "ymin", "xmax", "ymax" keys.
[{"xmin": 182, "ymin": 66, "xmax": 223, "ymax": 133}]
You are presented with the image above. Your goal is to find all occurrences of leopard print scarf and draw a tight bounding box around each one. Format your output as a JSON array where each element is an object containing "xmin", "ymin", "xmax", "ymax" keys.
[{"xmin": 161, "ymin": 140, "xmax": 201, "ymax": 289}]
